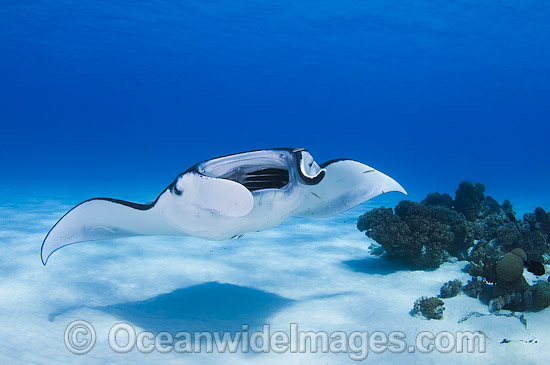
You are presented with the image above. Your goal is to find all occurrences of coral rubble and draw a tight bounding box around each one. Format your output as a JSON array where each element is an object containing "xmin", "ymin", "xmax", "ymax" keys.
[
  {"xmin": 439, "ymin": 279, "xmax": 463, "ymax": 298},
  {"xmin": 412, "ymin": 296, "xmax": 445, "ymax": 320}
]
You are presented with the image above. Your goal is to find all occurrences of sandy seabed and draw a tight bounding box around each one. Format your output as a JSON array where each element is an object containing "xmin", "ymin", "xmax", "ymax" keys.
[{"xmin": 0, "ymin": 193, "xmax": 548, "ymax": 364}]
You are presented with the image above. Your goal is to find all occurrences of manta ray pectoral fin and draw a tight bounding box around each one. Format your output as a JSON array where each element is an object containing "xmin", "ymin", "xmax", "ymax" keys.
[
  {"xmin": 293, "ymin": 159, "xmax": 407, "ymax": 218},
  {"xmin": 41, "ymin": 173, "xmax": 255, "ymax": 265},
  {"xmin": 41, "ymin": 198, "xmax": 177, "ymax": 265}
]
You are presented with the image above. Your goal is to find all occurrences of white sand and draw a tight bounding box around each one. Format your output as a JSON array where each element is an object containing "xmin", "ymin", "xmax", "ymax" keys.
[{"xmin": 0, "ymin": 193, "xmax": 548, "ymax": 364}]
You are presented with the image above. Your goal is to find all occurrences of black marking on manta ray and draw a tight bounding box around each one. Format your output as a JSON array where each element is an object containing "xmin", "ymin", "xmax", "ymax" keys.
[
  {"xmin": 339, "ymin": 196, "xmax": 347, "ymax": 207},
  {"xmin": 98, "ymin": 198, "xmax": 154, "ymax": 211},
  {"xmin": 167, "ymin": 172, "xmax": 186, "ymax": 196},
  {"xmin": 319, "ymin": 158, "xmax": 354, "ymax": 168},
  {"xmin": 294, "ymin": 150, "xmax": 325, "ymax": 185},
  {"xmin": 40, "ymin": 197, "xmax": 157, "ymax": 265},
  {"xmin": 363, "ymin": 169, "xmax": 375, "ymax": 173},
  {"xmin": 311, "ymin": 192, "xmax": 321, "ymax": 199}
]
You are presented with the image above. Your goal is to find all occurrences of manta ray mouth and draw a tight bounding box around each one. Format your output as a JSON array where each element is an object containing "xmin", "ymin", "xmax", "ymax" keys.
[
  {"xmin": 193, "ymin": 150, "xmax": 293, "ymax": 192},
  {"xmin": 191, "ymin": 148, "xmax": 326, "ymax": 192}
]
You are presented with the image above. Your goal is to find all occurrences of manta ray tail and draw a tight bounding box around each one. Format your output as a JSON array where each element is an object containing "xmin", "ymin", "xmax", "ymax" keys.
[{"xmin": 40, "ymin": 197, "xmax": 174, "ymax": 265}]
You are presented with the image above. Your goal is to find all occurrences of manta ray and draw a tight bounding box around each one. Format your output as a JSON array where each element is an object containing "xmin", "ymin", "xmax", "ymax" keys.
[{"xmin": 41, "ymin": 148, "xmax": 406, "ymax": 264}]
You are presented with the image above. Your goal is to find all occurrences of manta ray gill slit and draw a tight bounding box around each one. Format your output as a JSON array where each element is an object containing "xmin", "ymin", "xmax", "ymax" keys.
[{"xmin": 221, "ymin": 167, "xmax": 290, "ymax": 192}]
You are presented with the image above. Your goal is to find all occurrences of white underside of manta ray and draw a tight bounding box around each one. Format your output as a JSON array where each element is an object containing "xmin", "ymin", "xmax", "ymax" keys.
[{"xmin": 41, "ymin": 148, "xmax": 407, "ymax": 265}]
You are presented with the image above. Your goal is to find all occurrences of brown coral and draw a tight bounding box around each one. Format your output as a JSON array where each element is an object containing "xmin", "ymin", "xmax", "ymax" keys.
[
  {"xmin": 496, "ymin": 253, "xmax": 524, "ymax": 283},
  {"xmin": 510, "ymin": 248, "xmax": 527, "ymax": 263},
  {"xmin": 533, "ymin": 281, "xmax": 550, "ymax": 308}
]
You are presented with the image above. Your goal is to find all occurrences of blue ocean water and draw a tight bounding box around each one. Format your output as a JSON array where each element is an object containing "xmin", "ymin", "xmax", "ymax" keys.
[
  {"xmin": 1, "ymin": 2, "xmax": 550, "ymax": 364},
  {"xmin": 1, "ymin": 0, "xmax": 549, "ymax": 208}
]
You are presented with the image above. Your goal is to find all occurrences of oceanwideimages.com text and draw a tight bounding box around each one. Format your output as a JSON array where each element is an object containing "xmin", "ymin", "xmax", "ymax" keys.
[{"xmin": 65, "ymin": 320, "xmax": 486, "ymax": 360}]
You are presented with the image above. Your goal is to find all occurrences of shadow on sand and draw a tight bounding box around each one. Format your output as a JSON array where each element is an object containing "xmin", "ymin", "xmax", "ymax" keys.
[
  {"xmin": 99, "ymin": 281, "xmax": 294, "ymax": 333},
  {"xmin": 343, "ymin": 255, "xmax": 427, "ymax": 275}
]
